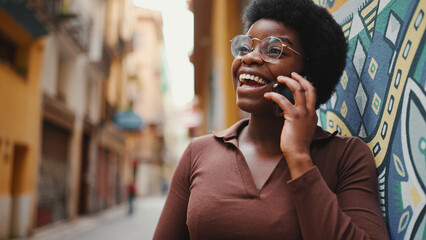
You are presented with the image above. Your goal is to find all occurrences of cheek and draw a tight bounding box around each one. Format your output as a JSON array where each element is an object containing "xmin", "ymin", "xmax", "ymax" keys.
[
  {"xmin": 273, "ymin": 59, "xmax": 304, "ymax": 77},
  {"xmin": 231, "ymin": 58, "xmax": 240, "ymax": 75},
  {"xmin": 231, "ymin": 58, "xmax": 241, "ymax": 89}
]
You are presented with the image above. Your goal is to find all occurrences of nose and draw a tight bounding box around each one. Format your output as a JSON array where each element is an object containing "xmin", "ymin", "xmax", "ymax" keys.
[{"xmin": 241, "ymin": 45, "xmax": 263, "ymax": 65}]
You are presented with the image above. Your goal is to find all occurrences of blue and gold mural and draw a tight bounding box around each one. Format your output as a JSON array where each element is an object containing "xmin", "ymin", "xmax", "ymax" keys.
[{"xmin": 316, "ymin": 0, "xmax": 426, "ymax": 239}]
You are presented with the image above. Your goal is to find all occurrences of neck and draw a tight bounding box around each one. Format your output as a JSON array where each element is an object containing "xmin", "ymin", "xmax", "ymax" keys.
[{"xmin": 241, "ymin": 113, "xmax": 284, "ymax": 154}]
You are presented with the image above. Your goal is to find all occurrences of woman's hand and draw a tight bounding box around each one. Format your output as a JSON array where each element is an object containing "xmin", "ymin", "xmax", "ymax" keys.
[{"xmin": 264, "ymin": 72, "xmax": 318, "ymax": 179}]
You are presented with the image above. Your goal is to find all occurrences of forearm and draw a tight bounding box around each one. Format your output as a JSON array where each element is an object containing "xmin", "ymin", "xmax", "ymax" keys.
[{"xmin": 288, "ymin": 167, "xmax": 389, "ymax": 240}]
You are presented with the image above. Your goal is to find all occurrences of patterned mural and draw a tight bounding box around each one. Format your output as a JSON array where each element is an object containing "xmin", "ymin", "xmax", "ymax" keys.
[{"xmin": 316, "ymin": 0, "xmax": 426, "ymax": 239}]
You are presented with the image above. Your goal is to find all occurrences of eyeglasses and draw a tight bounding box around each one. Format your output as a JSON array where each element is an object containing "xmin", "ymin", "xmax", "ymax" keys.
[{"xmin": 230, "ymin": 35, "xmax": 302, "ymax": 63}]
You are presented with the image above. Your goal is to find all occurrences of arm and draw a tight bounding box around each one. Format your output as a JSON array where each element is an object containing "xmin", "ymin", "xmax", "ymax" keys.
[
  {"xmin": 288, "ymin": 138, "xmax": 389, "ymax": 240},
  {"xmin": 265, "ymin": 73, "xmax": 388, "ymax": 239},
  {"xmin": 153, "ymin": 142, "xmax": 192, "ymax": 240},
  {"xmin": 264, "ymin": 72, "xmax": 318, "ymax": 179}
]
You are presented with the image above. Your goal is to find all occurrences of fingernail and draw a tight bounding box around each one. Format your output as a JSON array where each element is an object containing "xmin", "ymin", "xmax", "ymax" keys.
[{"xmin": 278, "ymin": 76, "xmax": 288, "ymax": 82}]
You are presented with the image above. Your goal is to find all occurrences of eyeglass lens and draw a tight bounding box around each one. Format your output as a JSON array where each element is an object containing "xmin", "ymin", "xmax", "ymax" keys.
[{"xmin": 230, "ymin": 35, "xmax": 285, "ymax": 62}]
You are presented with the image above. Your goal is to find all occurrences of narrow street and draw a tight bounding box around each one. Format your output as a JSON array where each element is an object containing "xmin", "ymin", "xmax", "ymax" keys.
[{"xmin": 30, "ymin": 196, "xmax": 166, "ymax": 240}]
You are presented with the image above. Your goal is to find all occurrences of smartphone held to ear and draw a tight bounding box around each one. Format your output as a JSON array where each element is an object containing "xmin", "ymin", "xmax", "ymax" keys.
[{"xmin": 272, "ymin": 82, "xmax": 294, "ymax": 117}]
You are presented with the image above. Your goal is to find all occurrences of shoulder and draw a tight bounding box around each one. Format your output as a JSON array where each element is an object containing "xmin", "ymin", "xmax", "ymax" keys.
[
  {"xmin": 189, "ymin": 133, "xmax": 221, "ymax": 150},
  {"xmin": 183, "ymin": 133, "xmax": 230, "ymax": 161},
  {"xmin": 313, "ymin": 126, "xmax": 371, "ymax": 158},
  {"xmin": 312, "ymin": 130, "xmax": 376, "ymax": 181},
  {"xmin": 330, "ymin": 133, "xmax": 368, "ymax": 147},
  {"xmin": 329, "ymin": 134, "xmax": 372, "ymax": 159},
  {"xmin": 189, "ymin": 119, "xmax": 248, "ymax": 152},
  {"xmin": 191, "ymin": 133, "xmax": 217, "ymax": 144},
  {"xmin": 173, "ymin": 134, "xmax": 221, "ymax": 178},
  {"xmin": 313, "ymin": 127, "xmax": 371, "ymax": 160},
  {"xmin": 330, "ymin": 135, "xmax": 377, "ymax": 180}
]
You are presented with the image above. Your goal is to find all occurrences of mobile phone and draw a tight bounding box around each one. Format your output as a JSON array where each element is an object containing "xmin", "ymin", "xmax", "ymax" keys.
[{"xmin": 272, "ymin": 82, "xmax": 294, "ymax": 117}]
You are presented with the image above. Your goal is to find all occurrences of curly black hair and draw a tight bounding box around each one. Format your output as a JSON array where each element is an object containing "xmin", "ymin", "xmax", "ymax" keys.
[{"xmin": 243, "ymin": 0, "xmax": 348, "ymax": 107}]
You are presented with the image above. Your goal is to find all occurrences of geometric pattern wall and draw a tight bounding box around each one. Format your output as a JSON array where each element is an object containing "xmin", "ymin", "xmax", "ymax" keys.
[{"xmin": 315, "ymin": 0, "xmax": 426, "ymax": 239}]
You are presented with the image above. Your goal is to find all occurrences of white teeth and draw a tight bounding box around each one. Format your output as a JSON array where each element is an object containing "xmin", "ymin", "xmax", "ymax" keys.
[{"xmin": 239, "ymin": 74, "xmax": 266, "ymax": 85}]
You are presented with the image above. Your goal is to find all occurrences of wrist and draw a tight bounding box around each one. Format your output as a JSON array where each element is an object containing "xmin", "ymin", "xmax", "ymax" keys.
[{"xmin": 285, "ymin": 153, "xmax": 314, "ymax": 179}]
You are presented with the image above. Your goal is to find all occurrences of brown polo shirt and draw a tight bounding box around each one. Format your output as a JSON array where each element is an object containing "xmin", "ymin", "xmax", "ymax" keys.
[{"xmin": 154, "ymin": 119, "xmax": 389, "ymax": 240}]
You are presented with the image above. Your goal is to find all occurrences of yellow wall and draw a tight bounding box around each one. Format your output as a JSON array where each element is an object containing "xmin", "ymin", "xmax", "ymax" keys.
[
  {"xmin": 107, "ymin": 59, "xmax": 122, "ymax": 107},
  {"xmin": 0, "ymin": 11, "xmax": 45, "ymax": 197},
  {"xmin": 211, "ymin": 0, "xmax": 241, "ymax": 128}
]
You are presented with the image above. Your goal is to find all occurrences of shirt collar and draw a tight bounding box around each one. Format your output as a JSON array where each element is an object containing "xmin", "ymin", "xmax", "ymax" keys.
[{"xmin": 213, "ymin": 118, "xmax": 336, "ymax": 143}]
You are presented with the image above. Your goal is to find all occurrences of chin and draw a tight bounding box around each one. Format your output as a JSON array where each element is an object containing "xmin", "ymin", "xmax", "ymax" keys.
[{"xmin": 236, "ymin": 99, "xmax": 273, "ymax": 116}]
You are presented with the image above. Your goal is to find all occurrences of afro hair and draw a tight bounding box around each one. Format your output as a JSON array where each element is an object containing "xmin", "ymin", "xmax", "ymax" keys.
[{"xmin": 243, "ymin": 0, "xmax": 348, "ymax": 107}]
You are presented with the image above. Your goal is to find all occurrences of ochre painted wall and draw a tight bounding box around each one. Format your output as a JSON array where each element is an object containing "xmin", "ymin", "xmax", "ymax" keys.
[
  {"xmin": 211, "ymin": 0, "xmax": 242, "ymax": 129},
  {"xmin": 0, "ymin": 9, "xmax": 45, "ymax": 236}
]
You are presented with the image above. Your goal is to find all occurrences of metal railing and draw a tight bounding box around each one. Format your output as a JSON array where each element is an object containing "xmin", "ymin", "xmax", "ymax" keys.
[{"xmin": 26, "ymin": 0, "xmax": 92, "ymax": 52}]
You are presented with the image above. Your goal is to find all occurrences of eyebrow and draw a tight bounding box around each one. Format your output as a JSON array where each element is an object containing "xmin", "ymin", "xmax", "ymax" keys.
[
  {"xmin": 277, "ymin": 36, "xmax": 293, "ymax": 46},
  {"xmin": 247, "ymin": 35, "xmax": 294, "ymax": 46}
]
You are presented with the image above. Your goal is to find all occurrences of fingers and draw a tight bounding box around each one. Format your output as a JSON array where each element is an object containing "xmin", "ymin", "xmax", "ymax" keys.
[
  {"xmin": 276, "ymin": 74, "xmax": 306, "ymax": 107},
  {"xmin": 264, "ymin": 91, "xmax": 293, "ymax": 114},
  {"xmin": 265, "ymin": 72, "xmax": 317, "ymax": 117},
  {"xmin": 276, "ymin": 73, "xmax": 316, "ymax": 110},
  {"xmin": 291, "ymin": 72, "xmax": 316, "ymax": 110}
]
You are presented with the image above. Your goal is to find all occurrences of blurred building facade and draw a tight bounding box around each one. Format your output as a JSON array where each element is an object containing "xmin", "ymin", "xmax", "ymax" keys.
[
  {"xmin": 0, "ymin": 1, "xmax": 47, "ymax": 238},
  {"xmin": 34, "ymin": 0, "xmax": 106, "ymax": 227},
  {"xmin": 0, "ymin": 0, "xmax": 169, "ymax": 238},
  {"xmin": 125, "ymin": 8, "xmax": 167, "ymax": 197},
  {"xmin": 191, "ymin": 0, "xmax": 250, "ymax": 135}
]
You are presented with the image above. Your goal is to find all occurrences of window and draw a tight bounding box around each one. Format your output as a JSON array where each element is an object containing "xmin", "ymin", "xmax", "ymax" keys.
[
  {"xmin": 0, "ymin": 32, "xmax": 17, "ymax": 66},
  {"xmin": 0, "ymin": 31, "xmax": 29, "ymax": 76}
]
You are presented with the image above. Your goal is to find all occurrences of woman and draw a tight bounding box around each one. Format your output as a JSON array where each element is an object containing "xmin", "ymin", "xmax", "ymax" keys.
[{"xmin": 154, "ymin": 0, "xmax": 389, "ymax": 239}]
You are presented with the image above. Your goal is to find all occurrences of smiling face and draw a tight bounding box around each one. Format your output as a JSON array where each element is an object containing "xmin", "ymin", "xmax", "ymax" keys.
[{"xmin": 231, "ymin": 19, "xmax": 304, "ymax": 115}]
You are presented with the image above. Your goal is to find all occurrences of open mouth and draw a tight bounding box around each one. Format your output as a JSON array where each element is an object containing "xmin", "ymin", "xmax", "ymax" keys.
[{"xmin": 239, "ymin": 74, "xmax": 268, "ymax": 87}]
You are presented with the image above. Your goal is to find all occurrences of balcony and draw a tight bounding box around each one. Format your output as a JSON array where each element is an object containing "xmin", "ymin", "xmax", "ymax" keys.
[
  {"xmin": 0, "ymin": 0, "xmax": 48, "ymax": 38},
  {"xmin": 26, "ymin": 0, "xmax": 92, "ymax": 52}
]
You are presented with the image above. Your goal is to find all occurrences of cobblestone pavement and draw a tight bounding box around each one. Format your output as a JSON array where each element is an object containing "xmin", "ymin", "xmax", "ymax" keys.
[{"xmin": 28, "ymin": 196, "xmax": 166, "ymax": 240}]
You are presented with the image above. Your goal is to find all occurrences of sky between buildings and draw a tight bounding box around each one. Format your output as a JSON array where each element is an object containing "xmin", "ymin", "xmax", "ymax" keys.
[{"xmin": 132, "ymin": 0, "xmax": 195, "ymax": 108}]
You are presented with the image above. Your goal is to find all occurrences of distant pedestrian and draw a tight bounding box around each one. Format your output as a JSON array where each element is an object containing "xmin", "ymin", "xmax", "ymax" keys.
[{"xmin": 127, "ymin": 180, "xmax": 136, "ymax": 215}]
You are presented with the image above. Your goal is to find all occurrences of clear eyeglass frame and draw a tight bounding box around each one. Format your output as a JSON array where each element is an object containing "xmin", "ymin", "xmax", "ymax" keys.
[{"xmin": 230, "ymin": 35, "xmax": 302, "ymax": 63}]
